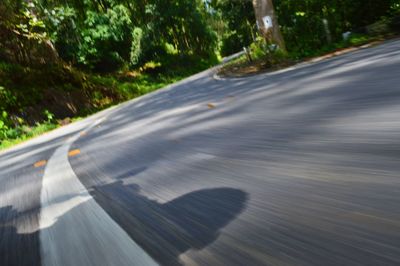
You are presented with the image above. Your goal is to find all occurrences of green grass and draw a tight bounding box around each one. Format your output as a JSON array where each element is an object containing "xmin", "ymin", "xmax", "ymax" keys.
[
  {"xmin": 348, "ymin": 34, "xmax": 373, "ymax": 46},
  {"xmin": 0, "ymin": 122, "xmax": 58, "ymax": 150},
  {"xmin": 0, "ymin": 74, "xmax": 186, "ymax": 151},
  {"xmin": 0, "ymin": 56, "xmax": 217, "ymax": 151}
]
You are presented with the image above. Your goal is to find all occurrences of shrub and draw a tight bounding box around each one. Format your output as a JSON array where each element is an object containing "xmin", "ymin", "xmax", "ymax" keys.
[
  {"xmin": 77, "ymin": 5, "xmax": 137, "ymax": 72},
  {"xmin": 130, "ymin": 28, "xmax": 143, "ymax": 66}
]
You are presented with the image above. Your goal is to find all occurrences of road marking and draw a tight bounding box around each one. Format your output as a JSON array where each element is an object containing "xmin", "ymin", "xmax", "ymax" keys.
[
  {"xmin": 94, "ymin": 117, "xmax": 106, "ymax": 126},
  {"xmin": 34, "ymin": 160, "xmax": 47, "ymax": 168},
  {"xmin": 68, "ymin": 149, "xmax": 81, "ymax": 157},
  {"xmin": 40, "ymin": 123, "xmax": 158, "ymax": 266},
  {"xmin": 207, "ymin": 103, "xmax": 216, "ymax": 108}
]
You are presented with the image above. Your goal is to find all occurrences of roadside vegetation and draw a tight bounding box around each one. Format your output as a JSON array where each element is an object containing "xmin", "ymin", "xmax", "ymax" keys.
[
  {"xmin": 219, "ymin": 1, "xmax": 400, "ymax": 77},
  {"xmin": 1, "ymin": 0, "xmax": 399, "ymax": 149}
]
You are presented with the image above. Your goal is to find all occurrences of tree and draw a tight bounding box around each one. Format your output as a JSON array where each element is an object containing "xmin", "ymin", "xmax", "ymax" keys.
[
  {"xmin": 252, "ymin": 0, "xmax": 286, "ymax": 52},
  {"xmin": 0, "ymin": 0, "xmax": 57, "ymax": 66},
  {"xmin": 209, "ymin": 0, "xmax": 255, "ymax": 56}
]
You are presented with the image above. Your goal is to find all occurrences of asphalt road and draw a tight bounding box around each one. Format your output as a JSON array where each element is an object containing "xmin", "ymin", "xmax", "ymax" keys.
[{"xmin": 1, "ymin": 39, "xmax": 400, "ymax": 266}]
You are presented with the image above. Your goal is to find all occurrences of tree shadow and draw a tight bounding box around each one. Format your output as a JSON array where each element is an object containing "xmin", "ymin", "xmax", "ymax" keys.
[
  {"xmin": 0, "ymin": 206, "xmax": 41, "ymax": 266},
  {"xmin": 90, "ymin": 182, "xmax": 248, "ymax": 265},
  {"xmin": 1, "ymin": 184, "xmax": 247, "ymax": 266},
  {"xmin": 115, "ymin": 166, "xmax": 147, "ymax": 180}
]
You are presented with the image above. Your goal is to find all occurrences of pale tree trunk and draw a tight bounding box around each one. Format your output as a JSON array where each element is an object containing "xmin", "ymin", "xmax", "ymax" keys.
[{"xmin": 252, "ymin": 0, "xmax": 286, "ymax": 52}]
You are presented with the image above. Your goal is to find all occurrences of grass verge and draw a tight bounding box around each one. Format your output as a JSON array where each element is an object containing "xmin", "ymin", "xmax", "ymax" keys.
[
  {"xmin": 0, "ymin": 56, "xmax": 217, "ymax": 151},
  {"xmin": 219, "ymin": 32, "xmax": 398, "ymax": 78},
  {"xmin": 0, "ymin": 122, "xmax": 58, "ymax": 150}
]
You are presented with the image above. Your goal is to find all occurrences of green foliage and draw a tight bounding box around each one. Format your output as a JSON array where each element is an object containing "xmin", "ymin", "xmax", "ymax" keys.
[
  {"xmin": 130, "ymin": 28, "xmax": 143, "ymax": 66},
  {"xmin": 2, "ymin": 0, "xmax": 400, "ymax": 150},
  {"xmin": 347, "ymin": 34, "xmax": 370, "ymax": 45},
  {"xmin": 3, "ymin": 0, "xmax": 399, "ymax": 69},
  {"xmin": 151, "ymin": 0, "xmax": 217, "ymax": 57},
  {"xmin": 43, "ymin": 109, "xmax": 55, "ymax": 122},
  {"xmin": 77, "ymin": 5, "xmax": 133, "ymax": 71},
  {"xmin": 210, "ymin": 0, "xmax": 397, "ymax": 58},
  {"xmin": 0, "ymin": 121, "xmax": 58, "ymax": 150},
  {"xmin": 0, "ymin": 111, "xmax": 11, "ymax": 140},
  {"xmin": 275, "ymin": 0, "xmax": 395, "ymax": 57},
  {"xmin": 210, "ymin": 0, "xmax": 255, "ymax": 56},
  {"xmin": 0, "ymin": 85, "xmax": 17, "ymax": 110},
  {"xmin": 249, "ymin": 37, "xmax": 269, "ymax": 59},
  {"xmin": 0, "ymin": 0, "xmax": 50, "ymax": 65},
  {"xmin": 17, "ymin": 7, "xmax": 47, "ymax": 41},
  {"xmin": 27, "ymin": 0, "xmax": 219, "ymax": 71},
  {"xmin": 42, "ymin": 6, "xmax": 79, "ymax": 62}
]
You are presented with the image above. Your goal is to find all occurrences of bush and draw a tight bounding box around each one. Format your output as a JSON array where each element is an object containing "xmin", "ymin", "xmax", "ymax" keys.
[
  {"xmin": 43, "ymin": 6, "xmax": 79, "ymax": 63},
  {"xmin": 367, "ymin": 19, "xmax": 391, "ymax": 35},
  {"xmin": 389, "ymin": 14, "xmax": 400, "ymax": 32},
  {"xmin": 348, "ymin": 34, "xmax": 370, "ymax": 45},
  {"xmin": 0, "ymin": 85, "xmax": 17, "ymax": 110},
  {"xmin": 221, "ymin": 32, "xmax": 247, "ymax": 57},
  {"xmin": 0, "ymin": 110, "xmax": 14, "ymax": 139},
  {"xmin": 77, "ymin": 5, "xmax": 137, "ymax": 72}
]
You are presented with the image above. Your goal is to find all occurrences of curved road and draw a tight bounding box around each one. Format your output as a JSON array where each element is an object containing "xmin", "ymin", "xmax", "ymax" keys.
[{"xmin": 1, "ymin": 40, "xmax": 400, "ymax": 266}]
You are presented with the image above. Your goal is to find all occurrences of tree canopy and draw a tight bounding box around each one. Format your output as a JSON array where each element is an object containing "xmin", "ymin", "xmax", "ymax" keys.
[{"xmin": 1, "ymin": 0, "xmax": 399, "ymax": 69}]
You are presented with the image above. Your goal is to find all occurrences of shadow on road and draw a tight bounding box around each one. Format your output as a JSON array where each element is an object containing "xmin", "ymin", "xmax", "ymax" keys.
[
  {"xmin": 63, "ymin": 40, "xmax": 400, "ymax": 265},
  {"xmin": 1, "ymin": 184, "xmax": 247, "ymax": 266},
  {"xmin": 0, "ymin": 206, "xmax": 41, "ymax": 266},
  {"xmin": 91, "ymin": 182, "xmax": 248, "ymax": 265}
]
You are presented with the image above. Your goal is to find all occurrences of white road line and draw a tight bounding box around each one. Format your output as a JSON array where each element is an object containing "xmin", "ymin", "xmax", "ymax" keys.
[{"xmin": 39, "ymin": 130, "xmax": 158, "ymax": 266}]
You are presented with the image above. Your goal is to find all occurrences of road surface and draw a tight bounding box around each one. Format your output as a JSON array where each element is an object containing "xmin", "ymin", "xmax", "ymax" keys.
[{"xmin": 1, "ymin": 40, "xmax": 400, "ymax": 266}]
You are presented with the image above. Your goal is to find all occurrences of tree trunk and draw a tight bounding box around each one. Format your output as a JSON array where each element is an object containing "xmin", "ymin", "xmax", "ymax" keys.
[{"xmin": 252, "ymin": 0, "xmax": 286, "ymax": 52}]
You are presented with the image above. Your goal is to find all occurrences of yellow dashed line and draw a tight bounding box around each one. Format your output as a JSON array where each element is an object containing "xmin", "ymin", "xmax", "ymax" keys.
[
  {"xmin": 68, "ymin": 149, "xmax": 81, "ymax": 157},
  {"xmin": 34, "ymin": 160, "xmax": 47, "ymax": 168}
]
